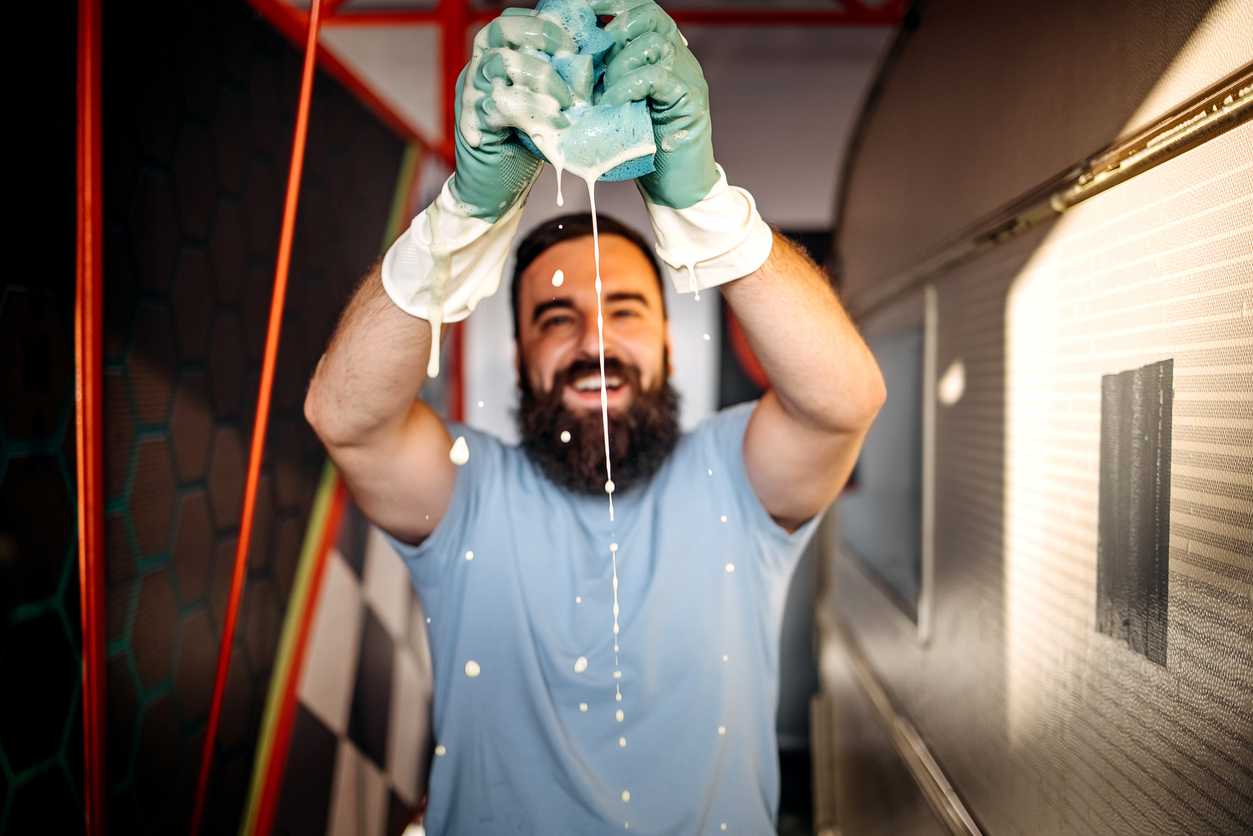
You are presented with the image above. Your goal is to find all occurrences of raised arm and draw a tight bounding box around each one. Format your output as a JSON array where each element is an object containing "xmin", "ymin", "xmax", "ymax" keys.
[
  {"xmin": 721, "ymin": 236, "xmax": 885, "ymax": 532},
  {"xmin": 305, "ymin": 11, "xmax": 582, "ymax": 544},
  {"xmin": 305, "ymin": 265, "xmax": 455, "ymax": 545}
]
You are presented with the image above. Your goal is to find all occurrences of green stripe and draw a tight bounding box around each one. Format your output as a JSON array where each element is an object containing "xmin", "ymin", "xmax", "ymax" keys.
[{"xmin": 239, "ymin": 459, "xmax": 339, "ymax": 836}]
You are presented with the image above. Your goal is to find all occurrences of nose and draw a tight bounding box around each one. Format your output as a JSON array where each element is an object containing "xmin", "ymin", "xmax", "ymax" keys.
[{"xmin": 577, "ymin": 306, "xmax": 611, "ymax": 360}]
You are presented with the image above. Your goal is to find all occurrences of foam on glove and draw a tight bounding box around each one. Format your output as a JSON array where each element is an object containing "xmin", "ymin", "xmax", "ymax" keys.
[{"xmin": 514, "ymin": 0, "xmax": 656, "ymax": 184}]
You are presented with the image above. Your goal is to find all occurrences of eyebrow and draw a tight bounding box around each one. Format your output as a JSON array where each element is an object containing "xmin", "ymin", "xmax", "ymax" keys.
[{"xmin": 531, "ymin": 292, "xmax": 652, "ymax": 323}]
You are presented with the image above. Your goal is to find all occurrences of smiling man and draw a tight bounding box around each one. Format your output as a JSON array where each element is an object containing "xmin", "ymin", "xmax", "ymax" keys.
[{"xmin": 304, "ymin": 2, "xmax": 884, "ymax": 832}]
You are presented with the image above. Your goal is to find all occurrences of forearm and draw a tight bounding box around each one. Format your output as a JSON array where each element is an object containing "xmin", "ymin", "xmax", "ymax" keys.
[
  {"xmin": 305, "ymin": 263, "xmax": 435, "ymax": 450},
  {"xmin": 720, "ymin": 233, "xmax": 885, "ymax": 435}
]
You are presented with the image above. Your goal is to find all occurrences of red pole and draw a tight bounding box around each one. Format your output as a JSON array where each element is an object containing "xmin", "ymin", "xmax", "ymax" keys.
[
  {"xmin": 76, "ymin": 0, "xmax": 107, "ymax": 832},
  {"xmin": 189, "ymin": 1, "xmax": 324, "ymax": 833}
]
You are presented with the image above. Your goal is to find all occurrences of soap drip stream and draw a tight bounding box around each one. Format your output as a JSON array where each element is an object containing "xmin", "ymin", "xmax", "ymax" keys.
[{"xmin": 586, "ymin": 177, "xmax": 615, "ymax": 522}]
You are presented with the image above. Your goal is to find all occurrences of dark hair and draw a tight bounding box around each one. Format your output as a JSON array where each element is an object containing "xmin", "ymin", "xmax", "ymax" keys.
[{"xmin": 510, "ymin": 213, "xmax": 668, "ymax": 339}]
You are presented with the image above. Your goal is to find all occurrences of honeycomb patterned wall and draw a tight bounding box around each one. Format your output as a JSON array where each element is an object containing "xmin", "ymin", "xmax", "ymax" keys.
[
  {"xmin": 98, "ymin": 0, "xmax": 403, "ymax": 832},
  {"xmin": 0, "ymin": 3, "xmax": 84, "ymax": 834}
]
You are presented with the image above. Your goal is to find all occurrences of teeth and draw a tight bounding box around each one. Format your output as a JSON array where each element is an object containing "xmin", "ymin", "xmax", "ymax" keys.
[{"xmin": 573, "ymin": 375, "xmax": 622, "ymax": 391}]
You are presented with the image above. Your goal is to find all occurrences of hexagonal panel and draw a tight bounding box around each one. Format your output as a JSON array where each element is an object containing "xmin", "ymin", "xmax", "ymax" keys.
[
  {"xmin": 173, "ymin": 608, "xmax": 216, "ymax": 723},
  {"xmin": 0, "ymin": 612, "xmax": 78, "ymax": 771},
  {"xmin": 104, "ymin": 370, "xmax": 134, "ymax": 501},
  {"xmin": 242, "ymin": 577, "xmax": 281, "ymax": 676},
  {"xmin": 103, "ymin": 226, "xmax": 137, "ymax": 360},
  {"xmin": 215, "ymin": 0, "xmax": 255, "ymax": 86},
  {"xmin": 3, "ymin": 761, "xmax": 85, "ymax": 835},
  {"xmin": 247, "ymin": 474, "xmax": 274, "ymax": 573},
  {"xmin": 0, "ymin": 455, "xmax": 74, "ymax": 605},
  {"xmin": 0, "ymin": 289, "xmax": 73, "ymax": 440},
  {"xmin": 208, "ymin": 536, "xmax": 238, "ymax": 638},
  {"xmin": 207, "ymin": 313, "xmax": 245, "ymax": 419},
  {"xmin": 177, "ymin": 6, "xmax": 219, "ymax": 122},
  {"xmin": 217, "ymin": 643, "xmax": 254, "ymax": 753},
  {"xmin": 213, "ymin": 89, "xmax": 250, "ymax": 195},
  {"xmin": 241, "ymin": 264, "xmax": 272, "ymax": 364},
  {"xmin": 171, "ymin": 250, "xmax": 214, "ymax": 361},
  {"xmin": 272, "ymin": 515, "xmax": 302, "ymax": 602},
  {"xmin": 130, "ymin": 41, "xmax": 180, "ymax": 164},
  {"xmin": 129, "ymin": 435, "xmax": 177, "ymax": 557},
  {"xmin": 207, "ymin": 426, "xmax": 245, "ymax": 531},
  {"xmin": 132, "ymin": 694, "xmax": 180, "ymax": 821},
  {"xmin": 170, "ymin": 374, "xmax": 212, "ymax": 483},
  {"xmin": 172, "ymin": 490, "xmax": 213, "ymax": 604},
  {"xmin": 128, "ymin": 170, "xmax": 180, "ymax": 294},
  {"xmin": 242, "ymin": 161, "xmax": 280, "ymax": 260},
  {"xmin": 209, "ymin": 200, "xmax": 247, "ymax": 304},
  {"xmin": 126, "ymin": 305, "xmax": 177, "ymax": 425},
  {"xmin": 247, "ymin": 57, "xmax": 280, "ymax": 156},
  {"xmin": 173, "ymin": 126, "xmax": 217, "ymax": 241},
  {"xmin": 271, "ymin": 424, "xmax": 303, "ymax": 512},
  {"xmin": 105, "ymin": 512, "xmax": 135, "ymax": 645},
  {"xmin": 132, "ymin": 567, "xmax": 178, "ymax": 690},
  {"xmin": 106, "ymin": 653, "xmax": 138, "ymax": 782}
]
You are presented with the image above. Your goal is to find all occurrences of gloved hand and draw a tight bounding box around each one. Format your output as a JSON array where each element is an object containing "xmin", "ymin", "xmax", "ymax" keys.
[
  {"xmin": 597, "ymin": 1, "xmax": 718, "ymax": 210},
  {"xmin": 381, "ymin": 11, "xmax": 580, "ymax": 375},
  {"xmin": 595, "ymin": 1, "xmax": 774, "ymax": 294},
  {"xmin": 454, "ymin": 9, "xmax": 577, "ymax": 221}
]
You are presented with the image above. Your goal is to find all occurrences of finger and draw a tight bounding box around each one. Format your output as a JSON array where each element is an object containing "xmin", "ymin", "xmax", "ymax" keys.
[
  {"xmin": 603, "ymin": 32, "xmax": 674, "ymax": 89},
  {"xmin": 478, "ymin": 49, "xmax": 575, "ymax": 110},
  {"xmin": 598, "ymin": 64, "xmax": 681, "ymax": 109},
  {"xmin": 487, "ymin": 14, "xmax": 577, "ymax": 56},
  {"xmin": 478, "ymin": 85, "xmax": 571, "ymax": 135},
  {"xmin": 604, "ymin": 2, "xmax": 678, "ymax": 54},
  {"xmin": 587, "ymin": 0, "xmax": 637, "ymax": 15}
]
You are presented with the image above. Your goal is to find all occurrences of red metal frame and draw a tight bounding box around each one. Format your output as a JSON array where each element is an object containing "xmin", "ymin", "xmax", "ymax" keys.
[
  {"xmin": 252, "ymin": 479, "xmax": 348, "ymax": 836},
  {"xmin": 190, "ymin": 2, "xmax": 326, "ymax": 834},
  {"xmin": 76, "ymin": 0, "xmax": 107, "ymax": 833}
]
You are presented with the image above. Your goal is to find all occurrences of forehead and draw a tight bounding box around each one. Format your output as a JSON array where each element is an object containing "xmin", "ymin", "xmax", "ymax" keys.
[{"xmin": 519, "ymin": 234, "xmax": 664, "ymax": 315}]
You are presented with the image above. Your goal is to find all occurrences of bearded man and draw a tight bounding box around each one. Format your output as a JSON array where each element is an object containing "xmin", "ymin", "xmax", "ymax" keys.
[{"xmin": 304, "ymin": 2, "xmax": 885, "ymax": 832}]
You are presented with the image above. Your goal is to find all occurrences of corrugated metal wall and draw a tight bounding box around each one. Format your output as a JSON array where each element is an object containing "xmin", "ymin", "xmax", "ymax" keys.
[{"xmin": 819, "ymin": 0, "xmax": 1251, "ymax": 833}]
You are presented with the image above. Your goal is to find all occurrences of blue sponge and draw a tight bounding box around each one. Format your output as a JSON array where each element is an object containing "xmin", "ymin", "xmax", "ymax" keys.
[{"xmin": 514, "ymin": 0, "xmax": 656, "ymax": 182}]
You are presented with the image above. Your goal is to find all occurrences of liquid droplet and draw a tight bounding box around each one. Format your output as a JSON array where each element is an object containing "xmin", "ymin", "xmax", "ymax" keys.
[
  {"xmin": 465, "ymin": 550, "xmax": 474, "ymax": 561},
  {"xmin": 560, "ymin": 430, "xmax": 571, "ymax": 443},
  {"xmin": 574, "ymin": 656, "xmax": 588, "ymax": 673},
  {"xmin": 708, "ymin": 469, "xmax": 712, "ymax": 475},
  {"xmin": 449, "ymin": 436, "xmax": 469, "ymax": 465},
  {"xmin": 552, "ymin": 269, "xmax": 564, "ymax": 287},
  {"xmin": 616, "ymin": 709, "xmax": 624, "ymax": 722},
  {"xmin": 435, "ymin": 745, "xmax": 446, "ymax": 756},
  {"xmin": 717, "ymin": 725, "xmax": 726, "ymax": 735},
  {"xmin": 720, "ymin": 515, "xmax": 727, "ymax": 523},
  {"xmin": 621, "ymin": 791, "xmax": 630, "ymax": 803},
  {"xmin": 610, "ymin": 542, "xmax": 618, "ymax": 552},
  {"xmin": 427, "ymin": 617, "xmax": 431, "ymax": 623},
  {"xmin": 579, "ymin": 702, "xmax": 588, "ymax": 712},
  {"xmin": 722, "ymin": 654, "xmax": 728, "ymax": 662},
  {"xmin": 477, "ymin": 400, "xmax": 485, "ymax": 408},
  {"xmin": 464, "ymin": 660, "xmax": 480, "ymax": 677},
  {"xmin": 725, "ymin": 563, "xmax": 735, "ymax": 573},
  {"xmin": 576, "ymin": 596, "xmax": 581, "ymax": 603},
  {"xmin": 613, "ymin": 670, "xmax": 622, "ymax": 679},
  {"xmin": 605, "ymin": 480, "xmax": 615, "ymax": 494},
  {"xmin": 615, "ymin": 689, "xmax": 622, "ymax": 701},
  {"xmin": 721, "ymin": 824, "xmax": 727, "ymax": 831},
  {"xmin": 703, "ymin": 333, "xmax": 710, "ymax": 341},
  {"xmin": 619, "ymin": 736, "xmax": 626, "ymax": 747}
]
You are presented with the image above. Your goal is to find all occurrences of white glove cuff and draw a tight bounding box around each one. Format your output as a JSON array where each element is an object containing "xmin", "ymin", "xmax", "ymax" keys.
[
  {"xmin": 382, "ymin": 175, "xmax": 527, "ymax": 325},
  {"xmin": 381, "ymin": 176, "xmax": 528, "ymax": 376},
  {"xmin": 641, "ymin": 165, "xmax": 774, "ymax": 295}
]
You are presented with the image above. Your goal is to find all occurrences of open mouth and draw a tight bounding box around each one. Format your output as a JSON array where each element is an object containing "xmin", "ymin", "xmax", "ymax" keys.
[{"xmin": 571, "ymin": 373, "xmax": 624, "ymax": 393}]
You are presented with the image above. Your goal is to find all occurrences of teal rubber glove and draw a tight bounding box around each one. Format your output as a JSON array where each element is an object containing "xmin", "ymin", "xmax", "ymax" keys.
[
  {"xmin": 597, "ymin": 1, "xmax": 719, "ymax": 210},
  {"xmin": 452, "ymin": 10, "xmax": 578, "ymax": 222}
]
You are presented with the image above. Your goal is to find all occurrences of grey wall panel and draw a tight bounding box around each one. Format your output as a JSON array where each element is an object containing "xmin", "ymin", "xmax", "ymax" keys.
[
  {"xmin": 834, "ymin": 0, "xmax": 1253, "ymax": 299},
  {"xmin": 825, "ymin": 114, "xmax": 1252, "ymax": 835}
]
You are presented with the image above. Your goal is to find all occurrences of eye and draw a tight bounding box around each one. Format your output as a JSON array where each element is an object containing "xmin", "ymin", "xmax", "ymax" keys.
[{"xmin": 541, "ymin": 313, "xmax": 573, "ymax": 329}]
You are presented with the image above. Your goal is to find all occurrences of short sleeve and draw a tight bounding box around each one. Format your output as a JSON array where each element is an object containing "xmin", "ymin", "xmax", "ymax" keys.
[
  {"xmin": 382, "ymin": 424, "xmax": 501, "ymax": 588},
  {"xmin": 696, "ymin": 402, "xmax": 821, "ymax": 575}
]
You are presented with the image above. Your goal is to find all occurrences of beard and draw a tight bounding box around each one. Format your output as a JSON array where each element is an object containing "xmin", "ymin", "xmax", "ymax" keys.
[{"xmin": 517, "ymin": 354, "xmax": 681, "ymax": 496}]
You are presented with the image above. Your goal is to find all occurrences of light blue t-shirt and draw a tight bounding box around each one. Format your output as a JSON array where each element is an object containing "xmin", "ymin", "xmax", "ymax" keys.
[{"xmin": 388, "ymin": 402, "xmax": 818, "ymax": 835}]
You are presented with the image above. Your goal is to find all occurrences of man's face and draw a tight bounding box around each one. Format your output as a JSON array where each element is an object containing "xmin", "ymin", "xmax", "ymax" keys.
[
  {"xmin": 517, "ymin": 234, "xmax": 670, "ymax": 412},
  {"xmin": 515, "ymin": 233, "xmax": 680, "ymax": 495}
]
